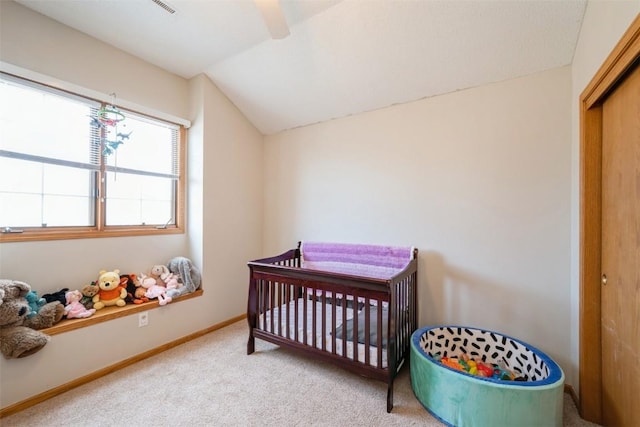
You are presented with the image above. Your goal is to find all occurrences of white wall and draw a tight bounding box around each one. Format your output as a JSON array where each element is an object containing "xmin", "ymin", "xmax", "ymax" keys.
[
  {"xmin": 569, "ymin": 2, "xmax": 639, "ymax": 393},
  {"xmin": 264, "ymin": 66, "xmax": 574, "ymax": 382},
  {"xmin": 197, "ymin": 71, "xmax": 265, "ymax": 319},
  {"xmin": 0, "ymin": 1, "xmax": 263, "ymax": 408}
]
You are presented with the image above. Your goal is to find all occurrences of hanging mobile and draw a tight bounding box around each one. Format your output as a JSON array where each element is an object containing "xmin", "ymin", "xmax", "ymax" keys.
[{"xmin": 91, "ymin": 93, "xmax": 129, "ymax": 157}]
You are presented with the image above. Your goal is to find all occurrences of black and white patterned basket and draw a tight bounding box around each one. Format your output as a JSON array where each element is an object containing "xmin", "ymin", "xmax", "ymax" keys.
[{"xmin": 417, "ymin": 325, "xmax": 562, "ymax": 384}]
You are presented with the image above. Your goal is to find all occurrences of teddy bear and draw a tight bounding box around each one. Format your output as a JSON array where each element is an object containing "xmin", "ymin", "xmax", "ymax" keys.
[
  {"xmin": 80, "ymin": 282, "xmax": 100, "ymax": 310},
  {"xmin": 139, "ymin": 273, "xmax": 172, "ymax": 306},
  {"xmin": 25, "ymin": 290, "xmax": 46, "ymax": 318},
  {"xmin": 92, "ymin": 269, "xmax": 127, "ymax": 310},
  {"xmin": 0, "ymin": 279, "xmax": 65, "ymax": 359},
  {"xmin": 64, "ymin": 290, "xmax": 96, "ymax": 319},
  {"xmin": 149, "ymin": 265, "xmax": 168, "ymax": 286}
]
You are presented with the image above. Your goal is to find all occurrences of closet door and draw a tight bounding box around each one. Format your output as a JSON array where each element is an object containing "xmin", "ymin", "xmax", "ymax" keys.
[{"xmin": 600, "ymin": 61, "xmax": 640, "ymax": 427}]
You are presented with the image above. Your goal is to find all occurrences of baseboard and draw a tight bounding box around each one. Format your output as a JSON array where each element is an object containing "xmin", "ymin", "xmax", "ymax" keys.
[{"xmin": 0, "ymin": 314, "xmax": 246, "ymax": 418}]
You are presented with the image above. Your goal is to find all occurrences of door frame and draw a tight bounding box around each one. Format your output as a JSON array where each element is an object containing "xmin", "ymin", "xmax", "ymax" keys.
[{"xmin": 579, "ymin": 14, "xmax": 640, "ymax": 423}]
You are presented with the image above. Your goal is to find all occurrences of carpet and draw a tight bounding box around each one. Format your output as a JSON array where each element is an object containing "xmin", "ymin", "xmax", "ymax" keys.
[{"xmin": 2, "ymin": 320, "xmax": 600, "ymax": 426}]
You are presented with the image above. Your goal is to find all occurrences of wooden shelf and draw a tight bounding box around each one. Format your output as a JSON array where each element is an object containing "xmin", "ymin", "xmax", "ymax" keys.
[{"xmin": 42, "ymin": 289, "xmax": 204, "ymax": 336}]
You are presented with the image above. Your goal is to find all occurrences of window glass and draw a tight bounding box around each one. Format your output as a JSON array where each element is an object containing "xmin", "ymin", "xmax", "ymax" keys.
[
  {"xmin": 105, "ymin": 172, "xmax": 175, "ymax": 226},
  {"xmin": 0, "ymin": 72, "xmax": 183, "ymax": 239}
]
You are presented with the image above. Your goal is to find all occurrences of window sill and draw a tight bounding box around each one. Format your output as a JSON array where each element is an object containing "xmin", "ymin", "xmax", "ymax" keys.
[
  {"xmin": 41, "ymin": 289, "xmax": 203, "ymax": 336},
  {"xmin": 0, "ymin": 225, "xmax": 184, "ymax": 243}
]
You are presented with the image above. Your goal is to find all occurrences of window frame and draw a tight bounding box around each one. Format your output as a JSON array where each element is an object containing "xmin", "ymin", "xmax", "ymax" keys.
[{"xmin": 0, "ymin": 73, "xmax": 186, "ymax": 243}]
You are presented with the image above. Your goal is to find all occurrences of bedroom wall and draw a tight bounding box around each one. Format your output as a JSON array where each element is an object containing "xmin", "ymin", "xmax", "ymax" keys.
[
  {"xmin": 263, "ymin": 66, "xmax": 574, "ymax": 384},
  {"xmin": 0, "ymin": 1, "xmax": 263, "ymax": 408},
  {"xmin": 568, "ymin": 1, "xmax": 639, "ymax": 395}
]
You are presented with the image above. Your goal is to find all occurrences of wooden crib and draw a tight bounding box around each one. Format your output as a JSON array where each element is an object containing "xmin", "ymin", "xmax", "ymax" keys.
[{"xmin": 247, "ymin": 242, "xmax": 418, "ymax": 412}]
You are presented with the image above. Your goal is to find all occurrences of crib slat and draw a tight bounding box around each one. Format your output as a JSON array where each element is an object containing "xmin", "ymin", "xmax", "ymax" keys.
[
  {"xmin": 277, "ymin": 282, "xmax": 282, "ymax": 336},
  {"xmin": 321, "ymin": 290, "xmax": 327, "ymax": 352},
  {"xmin": 341, "ymin": 297, "xmax": 347, "ymax": 357},
  {"xmin": 285, "ymin": 283, "xmax": 290, "ymax": 339},
  {"xmin": 294, "ymin": 285, "xmax": 299, "ymax": 343},
  {"xmin": 377, "ymin": 300, "xmax": 383, "ymax": 369},
  {"xmin": 270, "ymin": 281, "xmax": 275, "ymax": 334},
  {"xmin": 331, "ymin": 297, "xmax": 337, "ymax": 355},
  {"xmin": 364, "ymin": 298, "xmax": 370, "ymax": 366},
  {"xmin": 352, "ymin": 291, "xmax": 359, "ymax": 363},
  {"xmin": 302, "ymin": 286, "xmax": 308, "ymax": 345},
  {"xmin": 312, "ymin": 291, "xmax": 317, "ymax": 349}
]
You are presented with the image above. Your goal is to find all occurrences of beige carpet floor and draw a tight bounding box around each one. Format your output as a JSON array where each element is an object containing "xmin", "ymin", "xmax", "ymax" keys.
[{"xmin": 3, "ymin": 320, "xmax": 600, "ymax": 426}]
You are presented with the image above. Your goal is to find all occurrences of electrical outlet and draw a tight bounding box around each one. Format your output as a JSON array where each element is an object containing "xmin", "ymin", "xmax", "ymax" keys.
[{"xmin": 138, "ymin": 312, "xmax": 149, "ymax": 327}]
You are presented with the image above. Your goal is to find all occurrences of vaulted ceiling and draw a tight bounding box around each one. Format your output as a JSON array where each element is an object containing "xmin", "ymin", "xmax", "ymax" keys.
[{"xmin": 16, "ymin": 0, "xmax": 587, "ymax": 135}]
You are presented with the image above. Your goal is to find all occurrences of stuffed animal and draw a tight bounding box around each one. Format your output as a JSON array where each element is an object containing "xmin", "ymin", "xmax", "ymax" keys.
[
  {"xmin": 92, "ymin": 269, "xmax": 127, "ymax": 310},
  {"xmin": 0, "ymin": 279, "xmax": 65, "ymax": 359},
  {"xmin": 120, "ymin": 275, "xmax": 134, "ymax": 304},
  {"xmin": 134, "ymin": 286, "xmax": 149, "ymax": 304},
  {"xmin": 162, "ymin": 272, "xmax": 180, "ymax": 292},
  {"xmin": 64, "ymin": 290, "xmax": 96, "ymax": 319},
  {"xmin": 139, "ymin": 273, "xmax": 172, "ymax": 306},
  {"xmin": 121, "ymin": 273, "xmax": 148, "ymax": 305},
  {"xmin": 25, "ymin": 290, "xmax": 46, "ymax": 318},
  {"xmin": 166, "ymin": 257, "xmax": 201, "ymax": 299},
  {"xmin": 150, "ymin": 264, "xmax": 181, "ymax": 293},
  {"xmin": 42, "ymin": 288, "xmax": 69, "ymax": 306},
  {"xmin": 80, "ymin": 282, "xmax": 100, "ymax": 310},
  {"xmin": 150, "ymin": 265, "xmax": 169, "ymax": 286}
]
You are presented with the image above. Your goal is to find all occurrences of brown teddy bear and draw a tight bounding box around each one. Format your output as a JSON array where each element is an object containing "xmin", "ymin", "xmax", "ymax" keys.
[
  {"xmin": 0, "ymin": 279, "xmax": 65, "ymax": 359},
  {"xmin": 81, "ymin": 282, "xmax": 100, "ymax": 310}
]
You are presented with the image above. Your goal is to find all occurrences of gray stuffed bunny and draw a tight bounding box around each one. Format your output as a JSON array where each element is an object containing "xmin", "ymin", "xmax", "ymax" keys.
[{"xmin": 166, "ymin": 257, "xmax": 201, "ymax": 299}]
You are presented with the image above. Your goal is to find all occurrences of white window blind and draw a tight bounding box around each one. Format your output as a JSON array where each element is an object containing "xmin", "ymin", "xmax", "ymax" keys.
[
  {"xmin": 0, "ymin": 72, "xmax": 182, "ymax": 231},
  {"xmin": 0, "ymin": 74, "xmax": 100, "ymax": 227}
]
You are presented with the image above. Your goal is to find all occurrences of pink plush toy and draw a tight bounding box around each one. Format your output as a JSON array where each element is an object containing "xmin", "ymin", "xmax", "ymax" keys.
[
  {"xmin": 139, "ymin": 273, "xmax": 172, "ymax": 306},
  {"xmin": 64, "ymin": 290, "xmax": 96, "ymax": 319},
  {"xmin": 162, "ymin": 272, "xmax": 181, "ymax": 292}
]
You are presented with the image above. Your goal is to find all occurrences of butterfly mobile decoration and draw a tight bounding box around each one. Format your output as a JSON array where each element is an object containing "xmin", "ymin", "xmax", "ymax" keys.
[{"xmin": 90, "ymin": 93, "xmax": 133, "ymax": 156}]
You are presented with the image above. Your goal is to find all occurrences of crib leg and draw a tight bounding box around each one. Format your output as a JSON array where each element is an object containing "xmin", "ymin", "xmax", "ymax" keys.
[
  {"xmin": 247, "ymin": 325, "xmax": 255, "ymax": 355},
  {"xmin": 247, "ymin": 336, "xmax": 255, "ymax": 355},
  {"xmin": 387, "ymin": 384, "xmax": 393, "ymax": 413}
]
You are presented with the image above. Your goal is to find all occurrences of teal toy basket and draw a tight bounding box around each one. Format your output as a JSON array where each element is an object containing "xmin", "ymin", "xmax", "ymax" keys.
[{"xmin": 410, "ymin": 326, "xmax": 564, "ymax": 427}]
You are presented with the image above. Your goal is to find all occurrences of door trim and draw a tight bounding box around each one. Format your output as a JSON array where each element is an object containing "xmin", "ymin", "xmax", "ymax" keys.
[{"xmin": 579, "ymin": 13, "xmax": 640, "ymax": 423}]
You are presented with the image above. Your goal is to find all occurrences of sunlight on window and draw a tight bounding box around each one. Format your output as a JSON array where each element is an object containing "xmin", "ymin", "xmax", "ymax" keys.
[
  {"xmin": 106, "ymin": 114, "xmax": 176, "ymax": 176},
  {"xmin": 1, "ymin": 81, "xmax": 94, "ymax": 162},
  {"xmin": 0, "ymin": 79, "xmax": 95, "ymax": 228},
  {"xmin": 105, "ymin": 172, "xmax": 174, "ymax": 225},
  {"xmin": 0, "ymin": 72, "xmax": 183, "ymax": 237}
]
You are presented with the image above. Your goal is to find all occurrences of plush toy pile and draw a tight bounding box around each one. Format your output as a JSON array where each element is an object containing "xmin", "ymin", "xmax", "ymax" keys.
[
  {"xmin": 0, "ymin": 257, "xmax": 201, "ymax": 359},
  {"xmin": 0, "ymin": 279, "xmax": 64, "ymax": 359}
]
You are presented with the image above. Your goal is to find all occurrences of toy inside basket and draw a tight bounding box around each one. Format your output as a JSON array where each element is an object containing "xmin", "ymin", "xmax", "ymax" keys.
[{"xmin": 419, "ymin": 326, "xmax": 560, "ymax": 384}]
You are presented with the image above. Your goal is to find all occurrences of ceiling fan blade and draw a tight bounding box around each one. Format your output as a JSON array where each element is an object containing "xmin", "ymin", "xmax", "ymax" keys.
[{"xmin": 255, "ymin": 0, "xmax": 290, "ymax": 39}]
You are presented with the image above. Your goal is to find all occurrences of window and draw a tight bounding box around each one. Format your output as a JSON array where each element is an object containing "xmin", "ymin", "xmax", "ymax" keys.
[{"xmin": 0, "ymin": 72, "xmax": 185, "ymax": 242}]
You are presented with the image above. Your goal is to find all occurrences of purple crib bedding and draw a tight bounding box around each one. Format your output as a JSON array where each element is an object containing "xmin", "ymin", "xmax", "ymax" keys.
[{"xmin": 301, "ymin": 241, "xmax": 414, "ymax": 280}]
